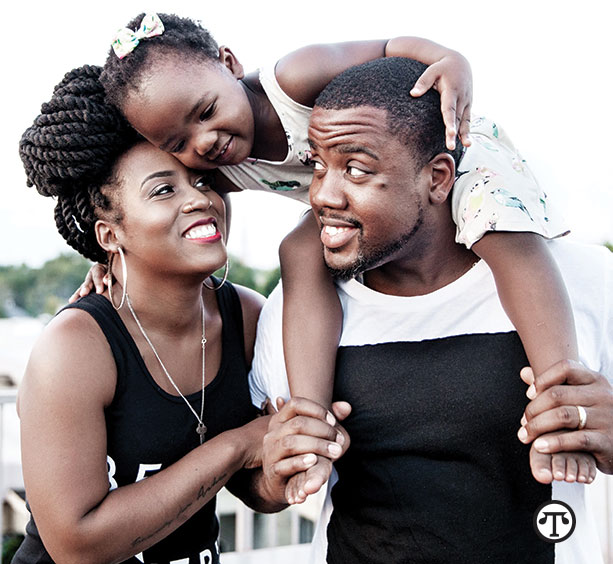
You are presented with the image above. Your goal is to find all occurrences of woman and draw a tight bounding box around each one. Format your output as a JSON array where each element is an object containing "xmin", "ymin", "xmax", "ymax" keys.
[{"xmin": 14, "ymin": 65, "xmax": 338, "ymax": 563}]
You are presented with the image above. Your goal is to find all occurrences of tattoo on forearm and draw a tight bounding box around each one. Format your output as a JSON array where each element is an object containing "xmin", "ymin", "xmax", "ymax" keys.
[
  {"xmin": 131, "ymin": 473, "xmax": 228, "ymax": 548},
  {"xmin": 198, "ymin": 472, "xmax": 228, "ymax": 500}
]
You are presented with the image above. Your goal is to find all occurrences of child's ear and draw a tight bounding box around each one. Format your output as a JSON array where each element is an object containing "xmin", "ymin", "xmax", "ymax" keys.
[
  {"xmin": 428, "ymin": 153, "xmax": 456, "ymax": 205},
  {"xmin": 95, "ymin": 220, "xmax": 120, "ymax": 254},
  {"xmin": 218, "ymin": 46, "xmax": 244, "ymax": 80}
]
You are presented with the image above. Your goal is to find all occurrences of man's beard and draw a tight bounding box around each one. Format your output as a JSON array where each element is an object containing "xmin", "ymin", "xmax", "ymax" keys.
[{"xmin": 326, "ymin": 205, "xmax": 424, "ymax": 281}]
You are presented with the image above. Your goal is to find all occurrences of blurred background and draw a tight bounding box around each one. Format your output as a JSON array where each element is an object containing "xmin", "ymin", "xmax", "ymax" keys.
[{"xmin": 1, "ymin": 0, "xmax": 612, "ymax": 561}]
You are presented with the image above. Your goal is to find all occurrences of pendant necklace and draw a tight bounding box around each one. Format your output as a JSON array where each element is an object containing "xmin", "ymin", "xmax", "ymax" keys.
[{"xmin": 126, "ymin": 292, "xmax": 207, "ymax": 444}]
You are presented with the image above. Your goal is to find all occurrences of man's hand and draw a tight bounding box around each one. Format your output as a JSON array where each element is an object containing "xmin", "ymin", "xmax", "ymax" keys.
[
  {"xmin": 518, "ymin": 360, "xmax": 613, "ymax": 474},
  {"xmin": 261, "ymin": 397, "xmax": 350, "ymax": 506}
]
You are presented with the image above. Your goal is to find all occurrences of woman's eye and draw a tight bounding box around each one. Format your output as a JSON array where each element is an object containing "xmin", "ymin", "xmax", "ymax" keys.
[
  {"xmin": 151, "ymin": 184, "xmax": 174, "ymax": 197},
  {"xmin": 194, "ymin": 176, "xmax": 212, "ymax": 190},
  {"xmin": 200, "ymin": 103, "xmax": 216, "ymax": 121},
  {"xmin": 347, "ymin": 166, "xmax": 368, "ymax": 177}
]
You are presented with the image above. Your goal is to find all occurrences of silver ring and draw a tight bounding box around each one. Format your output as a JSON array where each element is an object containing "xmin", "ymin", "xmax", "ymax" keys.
[{"xmin": 576, "ymin": 406, "xmax": 587, "ymax": 430}]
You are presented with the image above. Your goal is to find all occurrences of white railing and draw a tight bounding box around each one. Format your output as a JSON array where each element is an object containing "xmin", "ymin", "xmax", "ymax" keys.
[{"xmin": 0, "ymin": 387, "xmax": 20, "ymax": 550}]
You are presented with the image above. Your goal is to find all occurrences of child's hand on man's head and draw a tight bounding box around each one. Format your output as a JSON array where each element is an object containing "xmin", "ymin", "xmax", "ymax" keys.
[{"xmin": 410, "ymin": 52, "xmax": 473, "ymax": 151}]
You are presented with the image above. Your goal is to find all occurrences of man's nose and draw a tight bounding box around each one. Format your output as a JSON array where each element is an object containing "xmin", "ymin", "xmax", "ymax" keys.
[{"xmin": 310, "ymin": 170, "xmax": 347, "ymax": 209}]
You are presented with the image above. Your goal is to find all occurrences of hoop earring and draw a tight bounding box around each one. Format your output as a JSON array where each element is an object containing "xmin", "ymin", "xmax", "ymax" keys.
[
  {"xmin": 204, "ymin": 259, "xmax": 229, "ymax": 290},
  {"xmin": 108, "ymin": 246, "xmax": 128, "ymax": 310}
]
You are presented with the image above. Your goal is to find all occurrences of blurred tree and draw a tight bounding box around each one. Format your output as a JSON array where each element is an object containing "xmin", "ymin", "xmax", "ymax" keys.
[{"xmin": 0, "ymin": 252, "xmax": 281, "ymax": 317}]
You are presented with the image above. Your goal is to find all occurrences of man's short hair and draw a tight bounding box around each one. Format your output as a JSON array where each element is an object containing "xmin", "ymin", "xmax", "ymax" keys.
[{"xmin": 314, "ymin": 57, "xmax": 463, "ymax": 168}]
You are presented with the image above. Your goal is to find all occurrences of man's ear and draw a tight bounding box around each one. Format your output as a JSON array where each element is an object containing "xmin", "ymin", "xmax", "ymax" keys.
[
  {"xmin": 95, "ymin": 220, "xmax": 120, "ymax": 254},
  {"xmin": 428, "ymin": 153, "xmax": 456, "ymax": 205},
  {"xmin": 218, "ymin": 46, "xmax": 244, "ymax": 80}
]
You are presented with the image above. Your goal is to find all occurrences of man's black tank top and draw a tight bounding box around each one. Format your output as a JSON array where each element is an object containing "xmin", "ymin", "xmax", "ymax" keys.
[{"xmin": 13, "ymin": 280, "xmax": 259, "ymax": 564}]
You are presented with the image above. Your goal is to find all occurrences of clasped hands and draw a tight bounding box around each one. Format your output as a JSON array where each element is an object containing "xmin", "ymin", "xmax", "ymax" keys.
[{"xmin": 260, "ymin": 397, "xmax": 351, "ymax": 506}]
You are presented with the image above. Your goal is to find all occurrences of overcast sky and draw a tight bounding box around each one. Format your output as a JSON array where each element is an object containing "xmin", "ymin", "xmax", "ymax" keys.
[{"xmin": 2, "ymin": 0, "xmax": 611, "ymax": 269}]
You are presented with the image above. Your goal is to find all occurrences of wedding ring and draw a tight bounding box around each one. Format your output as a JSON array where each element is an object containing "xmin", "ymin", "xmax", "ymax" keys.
[{"xmin": 576, "ymin": 406, "xmax": 587, "ymax": 430}]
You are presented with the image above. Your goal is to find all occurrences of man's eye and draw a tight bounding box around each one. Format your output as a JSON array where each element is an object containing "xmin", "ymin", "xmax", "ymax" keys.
[
  {"xmin": 313, "ymin": 161, "xmax": 325, "ymax": 171},
  {"xmin": 347, "ymin": 166, "xmax": 368, "ymax": 177},
  {"xmin": 200, "ymin": 103, "xmax": 216, "ymax": 121}
]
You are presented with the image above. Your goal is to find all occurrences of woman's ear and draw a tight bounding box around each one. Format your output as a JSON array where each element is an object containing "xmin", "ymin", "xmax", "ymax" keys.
[
  {"xmin": 95, "ymin": 220, "xmax": 120, "ymax": 254},
  {"xmin": 428, "ymin": 153, "xmax": 456, "ymax": 205},
  {"xmin": 218, "ymin": 46, "xmax": 244, "ymax": 80}
]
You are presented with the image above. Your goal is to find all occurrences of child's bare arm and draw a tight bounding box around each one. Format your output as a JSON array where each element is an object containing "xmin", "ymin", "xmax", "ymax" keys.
[
  {"xmin": 472, "ymin": 232, "xmax": 578, "ymax": 376},
  {"xmin": 279, "ymin": 212, "xmax": 341, "ymax": 408},
  {"xmin": 275, "ymin": 37, "xmax": 471, "ymax": 149},
  {"xmin": 472, "ymin": 232, "xmax": 597, "ymax": 484}
]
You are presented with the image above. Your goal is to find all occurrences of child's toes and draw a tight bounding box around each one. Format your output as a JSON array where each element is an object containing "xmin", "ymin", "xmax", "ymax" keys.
[
  {"xmin": 576, "ymin": 454, "xmax": 597, "ymax": 484},
  {"xmin": 529, "ymin": 446, "xmax": 553, "ymax": 484},
  {"xmin": 551, "ymin": 454, "xmax": 568, "ymax": 481}
]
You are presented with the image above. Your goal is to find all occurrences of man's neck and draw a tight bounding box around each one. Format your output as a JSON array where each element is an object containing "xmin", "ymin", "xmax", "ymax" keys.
[{"xmin": 362, "ymin": 240, "xmax": 478, "ymax": 298}]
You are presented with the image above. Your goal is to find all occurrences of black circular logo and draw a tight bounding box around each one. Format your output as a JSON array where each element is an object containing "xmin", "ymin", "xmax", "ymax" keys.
[{"xmin": 533, "ymin": 500, "xmax": 576, "ymax": 543}]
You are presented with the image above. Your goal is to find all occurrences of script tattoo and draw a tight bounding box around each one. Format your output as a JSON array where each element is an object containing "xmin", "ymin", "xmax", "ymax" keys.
[
  {"xmin": 131, "ymin": 472, "xmax": 228, "ymax": 548},
  {"xmin": 198, "ymin": 472, "xmax": 228, "ymax": 500}
]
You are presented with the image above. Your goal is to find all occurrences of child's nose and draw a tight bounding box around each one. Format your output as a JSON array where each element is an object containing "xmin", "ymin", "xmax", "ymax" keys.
[{"xmin": 193, "ymin": 130, "xmax": 217, "ymax": 158}]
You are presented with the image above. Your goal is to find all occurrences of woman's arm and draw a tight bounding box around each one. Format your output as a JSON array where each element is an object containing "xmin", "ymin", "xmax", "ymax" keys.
[
  {"xmin": 18, "ymin": 309, "xmax": 266, "ymax": 564},
  {"xmin": 275, "ymin": 37, "xmax": 472, "ymax": 147}
]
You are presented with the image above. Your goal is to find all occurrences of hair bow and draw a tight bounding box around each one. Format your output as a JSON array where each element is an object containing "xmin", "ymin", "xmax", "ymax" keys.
[{"xmin": 112, "ymin": 13, "xmax": 165, "ymax": 59}]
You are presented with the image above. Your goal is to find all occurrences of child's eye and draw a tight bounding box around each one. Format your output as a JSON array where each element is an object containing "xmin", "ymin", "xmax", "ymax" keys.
[
  {"xmin": 347, "ymin": 166, "xmax": 368, "ymax": 177},
  {"xmin": 170, "ymin": 140, "xmax": 185, "ymax": 154},
  {"xmin": 200, "ymin": 103, "xmax": 216, "ymax": 121},
  {"xmin": 150, "ymin": 184, "xmax": 174, "ymax": 197}
]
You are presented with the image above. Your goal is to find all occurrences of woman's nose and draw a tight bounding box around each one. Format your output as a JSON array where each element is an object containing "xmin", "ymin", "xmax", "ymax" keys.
[{"xmin": 183, "ymin": 193, "xmax": 213, "ymax": 214}]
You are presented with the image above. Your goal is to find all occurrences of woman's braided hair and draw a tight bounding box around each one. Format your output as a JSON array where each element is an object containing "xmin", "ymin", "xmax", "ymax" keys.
[
  {"xmin": 101, "ymin": 12, "xmax": 220, "ymax": 112},
  {"xmin": 19, "ymin": 65, "xmax": 140, "ymax": 263}
]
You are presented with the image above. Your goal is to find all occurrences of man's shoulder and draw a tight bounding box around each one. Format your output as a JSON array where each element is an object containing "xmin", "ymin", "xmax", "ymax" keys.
[{"xmin": 549, "ymin": 238, "xmax": 612, "ymax": 285}]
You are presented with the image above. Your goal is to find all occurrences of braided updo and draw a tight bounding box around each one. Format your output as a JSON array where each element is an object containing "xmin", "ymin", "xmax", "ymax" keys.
[
  {"xmin": 101, "ymin": 13, "xmax": 220, "ymax": 112},
  {"xmin": 19, "ymin": 65, "xmax": 140, "ymax": 263}
]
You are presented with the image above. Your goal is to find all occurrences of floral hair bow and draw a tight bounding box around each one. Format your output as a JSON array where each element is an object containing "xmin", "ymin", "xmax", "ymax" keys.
[{"xmin": 112, "ymin": 13, "xmax": 165, "ymax": 59}]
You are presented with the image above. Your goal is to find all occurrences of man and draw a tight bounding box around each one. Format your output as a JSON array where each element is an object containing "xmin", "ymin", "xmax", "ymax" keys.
[{"xmin": 252, "ymin": 58, "xmax": 613, "ymax": 563}]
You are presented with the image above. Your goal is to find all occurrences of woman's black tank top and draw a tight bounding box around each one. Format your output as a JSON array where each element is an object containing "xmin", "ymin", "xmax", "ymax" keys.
[{"xmin": 13, "ymin": 281, "xmax": 259, "ymax": 564}]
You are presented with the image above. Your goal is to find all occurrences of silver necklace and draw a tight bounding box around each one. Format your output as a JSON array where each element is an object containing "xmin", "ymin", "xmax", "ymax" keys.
[{"xmin": 126, "ymin": 293, "xmax": 207, "ymax": 444}]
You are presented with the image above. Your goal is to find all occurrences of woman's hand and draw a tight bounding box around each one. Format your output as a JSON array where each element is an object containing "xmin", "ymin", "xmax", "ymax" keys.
[
  {"xmin": 68, "ymin": 263, "xmax": 107, "ymax": 303},
  {"xmin": 260, "ymin": 397, "xmax": 350, "ymax": 505}
]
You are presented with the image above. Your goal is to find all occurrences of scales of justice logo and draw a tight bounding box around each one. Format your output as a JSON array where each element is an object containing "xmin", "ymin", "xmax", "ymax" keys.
[{"xmin": 533, "ymin": 500, "xmax": 576, "ymax": 543}]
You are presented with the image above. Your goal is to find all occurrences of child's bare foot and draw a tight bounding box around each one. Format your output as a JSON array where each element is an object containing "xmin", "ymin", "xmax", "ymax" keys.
[
  {"xmin": 285, "ymin": 455, "xmax": 333, "ymax": 504},
  {"xmin": 530, "ymin": 446, "xmax": 596, "ymax": 484}
]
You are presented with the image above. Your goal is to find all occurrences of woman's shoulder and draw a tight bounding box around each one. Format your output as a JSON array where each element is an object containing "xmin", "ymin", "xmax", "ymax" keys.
[
  {"xmin": 233, "ymin": 284, "xmax": 266, "ymax": 326},
  {"xmin": 232, "ymin": 283, "xmax": 266, "ymax": 365},
  {"xmin": 20, "ymin": 304, "xmax": 116, "ymax": 408}
]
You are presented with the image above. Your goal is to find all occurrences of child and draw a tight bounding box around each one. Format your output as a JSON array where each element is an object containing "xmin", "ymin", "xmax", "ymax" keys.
[{"xmin": 80, "ymin": 12, "xmax": 594, "ymax": 497}]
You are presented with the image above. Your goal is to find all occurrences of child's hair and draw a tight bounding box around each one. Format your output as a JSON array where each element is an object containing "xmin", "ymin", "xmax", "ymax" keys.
[
  {"xmin": 19, "ymin": 65, "xmax": 140, "ymax": 263},
  {"xmin": 315, "ymin": 57, "xmax": 463, "ymax": 168},
  {"xmin": 101, "ymin": 13, "xmax": 220, "ymax": 112}
]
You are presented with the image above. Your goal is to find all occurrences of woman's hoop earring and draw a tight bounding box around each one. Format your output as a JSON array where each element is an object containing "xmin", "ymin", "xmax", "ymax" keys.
[
  {"xmin": 204, "ymin": 259, "xmax": 229, "ymax": 290},
  {"xmin": 108, "ymin": 247, "xmax": 128, "ymax": 310}
]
